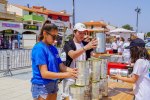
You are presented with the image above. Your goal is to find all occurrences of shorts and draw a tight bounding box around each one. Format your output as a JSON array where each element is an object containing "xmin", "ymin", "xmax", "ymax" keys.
[{"xmin": 31, "ymin": 81, "xmax": 58, "ymax": 99}]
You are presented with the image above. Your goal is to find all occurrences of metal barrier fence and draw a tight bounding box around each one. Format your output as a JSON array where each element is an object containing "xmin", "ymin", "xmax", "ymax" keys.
[{"xmin": 0, "ymin": 49, "xmax": 31, "ymax": 76}]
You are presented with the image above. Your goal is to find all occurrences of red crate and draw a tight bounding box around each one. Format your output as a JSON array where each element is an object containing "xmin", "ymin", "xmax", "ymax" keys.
[
  {"xmin": 106, "ymin": 50, "xmax": 113, "ymax": 54},
  {"xmin": 108, "ymin": 62, "xmax": 128, "ymax": 75}
]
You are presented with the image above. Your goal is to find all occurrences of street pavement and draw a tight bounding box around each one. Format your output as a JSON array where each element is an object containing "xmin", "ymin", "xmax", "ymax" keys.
[
  {"xmin": 0, "ymin": 68, "xmax": 64, "ymax": 100},
  {"xmin": 0, "ymin": 68, "xmax": 32, "ymax": 100}
]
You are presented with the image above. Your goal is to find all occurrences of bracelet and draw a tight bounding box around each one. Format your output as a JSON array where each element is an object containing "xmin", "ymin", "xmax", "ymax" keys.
[{"xmin": 83, "ymin": 47, "xmax": 86, "ymax": 51}]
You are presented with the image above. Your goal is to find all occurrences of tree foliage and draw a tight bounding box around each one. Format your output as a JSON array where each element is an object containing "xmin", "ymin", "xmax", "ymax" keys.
[
  {"xmin": 146, "ymin": 32, "xmax": 150, "ymax": 37},
  {"xmin": 122, "ymin": 24, "xmax": 133, "ymax": 31}
]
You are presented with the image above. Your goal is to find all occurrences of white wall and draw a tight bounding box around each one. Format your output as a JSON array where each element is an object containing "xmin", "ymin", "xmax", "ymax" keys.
[
  {"xmin": 0, "ymin": 4, "xmax": 5, "ymax": 12},
  {"xmin": 23, "ymin": 34, "xmax": 36, "ymax": 49},
  {"xmin": 7, "ymin": 4, "xmax": 23, "ymax": 16},
  {"xmin": 0, "ymin": 21, "xmax": 23, "ymax": 33},
  {"xmin": 49, "ymin": 19, "xmax": 70, "ymax": 28},
  {"xmin": 23, "ymin": 10, "xmax": 29, "ymax": 15}
]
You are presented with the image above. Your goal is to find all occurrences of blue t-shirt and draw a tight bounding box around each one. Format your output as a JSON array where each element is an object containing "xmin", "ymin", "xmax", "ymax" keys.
[{"xmin": 31, "ymin": 41, "xmax": 62, "ymax": 84}]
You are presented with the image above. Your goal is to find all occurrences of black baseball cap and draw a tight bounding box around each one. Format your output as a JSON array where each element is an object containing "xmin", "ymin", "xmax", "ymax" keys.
[{"xmin": 126, "ymin": 38, "xmax": 145, "ymax": 49}]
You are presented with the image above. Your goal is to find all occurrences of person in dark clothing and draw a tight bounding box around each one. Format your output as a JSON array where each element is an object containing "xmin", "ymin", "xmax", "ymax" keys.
[
  {"xmin": 62, "ymin": 23, "xmax": 98, "ymax": 98},
  {"xmin": 63, "ymin": 39, "xmax": 94, "ymax": 66}
]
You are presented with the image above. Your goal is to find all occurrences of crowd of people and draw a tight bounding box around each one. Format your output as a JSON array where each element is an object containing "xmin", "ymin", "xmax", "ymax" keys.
[
  {"xmin": 111, "ymin": 37, "xmax": 131, "ymax": 63},
  {"xmin": 30, "ymin": 20, "xmax": 150, "ymax": 100}
]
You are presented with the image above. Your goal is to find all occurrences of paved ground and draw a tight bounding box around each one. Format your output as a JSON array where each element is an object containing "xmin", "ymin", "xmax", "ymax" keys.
[
  {"xmin": 0, "ymin": 68, "xmax": 64, "ymax": 100},
  {"xmin": 0, "ymin": 68, "xmax": 133, "ymax": 100},
  {"xmin": 0, "ymin": 68, "xmax": 32, "ymax": 100}
]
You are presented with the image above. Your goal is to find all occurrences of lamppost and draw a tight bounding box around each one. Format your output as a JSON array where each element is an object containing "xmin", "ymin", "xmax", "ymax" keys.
[
  {"xmin": 61, "ymin": 26, "xmax": 67, "ymax": 48},
  {"xmin": 72, "ymin": 0, "xmax": 75, "ymax": 26},
  {"xmin": 135, "ymin": 7, "xmax": 141, "ymax": 33}
]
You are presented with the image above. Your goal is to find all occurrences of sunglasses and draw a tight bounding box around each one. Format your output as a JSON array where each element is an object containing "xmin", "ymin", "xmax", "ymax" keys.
[
  {"xmin": 46, "ymin": 31, "xmax": 57, "ymax": 40},
  {"xmin": 78, "ymin": 31, "xmax": 86, "ymax": 35}
]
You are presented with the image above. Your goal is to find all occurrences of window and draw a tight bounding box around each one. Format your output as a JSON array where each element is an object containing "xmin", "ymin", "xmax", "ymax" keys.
[
  {"xmin": 91, "ymin": 25, "xmax": 94, "ymax": 29},
  {"xmin": 29, "ymin": 12, "xmax": 33, "ymax": 15}
]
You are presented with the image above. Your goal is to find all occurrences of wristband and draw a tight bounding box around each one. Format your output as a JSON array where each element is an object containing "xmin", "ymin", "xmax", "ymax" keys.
[{"xmin": 83, "ymin": 47, "xmax": 86, "ymax": 51}]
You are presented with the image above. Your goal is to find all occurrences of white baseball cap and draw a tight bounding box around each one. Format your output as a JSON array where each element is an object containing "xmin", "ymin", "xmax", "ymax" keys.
[{"xmin": 73, "ymin": 23, "xmax": 87, "ymax": 31}]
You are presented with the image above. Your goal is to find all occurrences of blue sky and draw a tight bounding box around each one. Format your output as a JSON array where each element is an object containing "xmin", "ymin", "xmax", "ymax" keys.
[{"xmin": 8, "ymin": 0, "xmax": 150, "ymax": 33}]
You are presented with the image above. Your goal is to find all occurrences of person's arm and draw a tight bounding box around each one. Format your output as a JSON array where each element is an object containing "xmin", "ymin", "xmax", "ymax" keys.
[
  {"xmin": 68, "ymin": 48, "xmax": 86, "ymax": 59},
  {"xmin": 59, "ymin": 63, "xmax": 76, "ymax": 72},
  {"xmin": 64, "ymin": 41, "xmax": 84, "ymax": 59},
  {"xmin": 111, "ymin": 59, "xmax": 145, "ymax": 83},
  {"xmin": 90, "ymin": 51, "xmax": 99, "ymax": 58},
  {"xmin": 111, "ymin": 74, "xmax": 139, "ymax": 83},
  {"xmin": 39, "ymin": 65, "xmax": 78, "ymax": 79},
  {"xmin": 68, "ymin": 39, "xmax": 97, "ymax": 59}
]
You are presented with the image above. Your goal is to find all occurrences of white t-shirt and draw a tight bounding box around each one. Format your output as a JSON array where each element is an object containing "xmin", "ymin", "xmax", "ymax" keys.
[
  {"xmin": 122, "ymin": 42, "xmax": 130, "ymax": 55},
  {"xmin": 111, "ymin": 42, "xmax": 118, "ymax": 50},
  {"xmin": 132, "ymin": 59, "xmax": 150, "ymax": 100},
  {"xmin": 122, "ymin": 42, "xmax": 130, "ymax": 63},
  {"xmin": 66, "ymin": 42, "xmax": 86, "ymax": 84},
  {"xmin": 70, "ymin": 42, "xmax": 86, "ymax": 68},
  {"xmin": 118, "ymin": 41, "xmax": 124, "ymax": 53}
]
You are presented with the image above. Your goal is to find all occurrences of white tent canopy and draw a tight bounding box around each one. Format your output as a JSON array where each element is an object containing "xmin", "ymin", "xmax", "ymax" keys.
[
  {"xmin": 109, "ymin": 28, "xmax": 135, "ymax": 33},
  {"xmin": 109, "ymin": 28, "xmax": 136, "ymax": 42}
]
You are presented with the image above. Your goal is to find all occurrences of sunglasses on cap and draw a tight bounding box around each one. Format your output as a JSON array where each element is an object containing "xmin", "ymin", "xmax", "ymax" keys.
[{"xmin": 46, "ymin": 31, "xmax": 57, "ymax": 40}]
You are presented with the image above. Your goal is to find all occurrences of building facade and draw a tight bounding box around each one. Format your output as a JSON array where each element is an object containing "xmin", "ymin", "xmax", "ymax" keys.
[
  {"xmin": 0, "ymin": 0, "xmax": 23, "ymax": 49},
  {"xmin": 2, "ymin": 3, "xmax": 71, "ymax": 49},
  {"xmin": 83, "ymin": 21, "xmax": 108, "ymax": 38}
]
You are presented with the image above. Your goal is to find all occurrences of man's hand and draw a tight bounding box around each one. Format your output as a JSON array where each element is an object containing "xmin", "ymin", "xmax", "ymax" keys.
[
  {"xmin": 84, "ymin": 38, "xmax": 98, "ymax": 50},
  {"xmin": 65, "ymin": 68, "xmax": 78, "ymax": 79}
]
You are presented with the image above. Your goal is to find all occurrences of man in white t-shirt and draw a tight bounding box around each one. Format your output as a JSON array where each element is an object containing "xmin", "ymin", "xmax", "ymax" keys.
[
  {"xmin": 111, "ymin": 37, "xmax": 118, "ymax": 53},
  {"xmin": 117, "ymin": 37, "xmax": 124, "ymax": 55},
  {"xmin": 122, "ymin": 38, "xmax": 131, "ymax": 63},
  {"xmin": 62, "ymin": 23, "xmax": 98, "ymax": 98}
]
